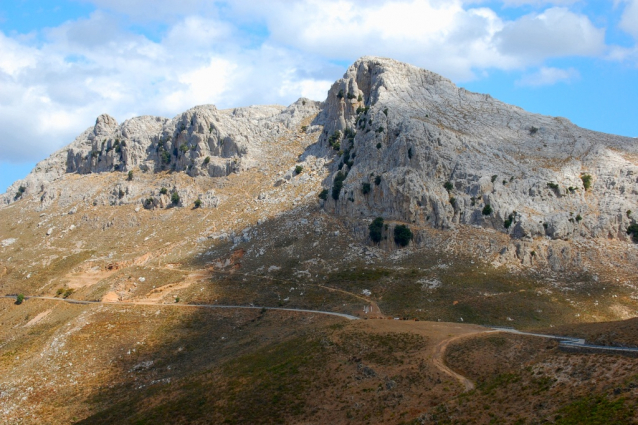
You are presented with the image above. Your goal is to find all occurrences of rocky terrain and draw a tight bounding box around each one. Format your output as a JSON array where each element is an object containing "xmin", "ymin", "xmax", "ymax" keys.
[{"xmin": 1, "ymin": 56, "xmax": 637, "ymax": 423}]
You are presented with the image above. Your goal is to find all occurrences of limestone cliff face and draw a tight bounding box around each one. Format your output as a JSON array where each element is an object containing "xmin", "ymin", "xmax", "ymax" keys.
[
  {"xmin": 2, "ymin": 99, "xmax": 320, "ymax": 206},
  {"xmin": 317, "ymin": 57, "xmax": 638, "ymax": 245}
]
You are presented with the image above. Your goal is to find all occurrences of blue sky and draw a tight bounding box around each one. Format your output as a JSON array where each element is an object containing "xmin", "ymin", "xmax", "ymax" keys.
[{"xmin": 1, "ymin": 0, "xmax": 637, "ymax": 192}]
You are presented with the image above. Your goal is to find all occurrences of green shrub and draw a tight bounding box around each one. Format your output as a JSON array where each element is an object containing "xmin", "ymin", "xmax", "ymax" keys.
[
  {"xmin": 301, "ymin": 125, "xmax": 307, "ymax": 132},
  {"xmin": 144, "ymin": 198, "xmax": 154, "ymax": 208},
  {"xmin": 394, "ymin": 224, "xmax": 413, "ymax": 247},
  {"xmin": 482, "ymin": 204, "xmax": 493, "ymax": 216},
  {"xmin": 376, "ymin": 142, "xmax": 382, "ymax": 149},
  {"xmin": 491, "ymin": 175, "xmax": 497, "ymax": 183},
  {"xmin": 581, "ymin": 174, "xmax": 592, "ymax": 191},
  {"xmin": 347, "ymin": 92, "xmax": 356, "ymax": 100},
  {"xmin": 14, "ymin": 185, "xmax": 26, "ymax": 199},
  {"xmin": 530, "ymin": 126, "xmax": 538, "ymax": 135},
  {"xmin": 118, "ymin": 189, "xmax": 125, "ymax": 199},
  {"xmin": 328, "ymin": 130, "xmax": 341, "ymax": 150},
  {"xmin": 56, "ymin": 288, "xmax": 64, "ymax": 296},
  {"xmin": 383, "ymin": 107, "xmax": 388, "ymax": 116},
  {"xmin": 171, "ymin": 191, "xmax": 180, "ymax": 205},
  {"xmin": 194, "ymin": 199, "xmax": 202, "ymax": 208},
  {"xmin": 375, "ymin": 126, "xmax": 384, "ymax": 133},
  {"xmin": 627, "ymin": 223, "xmax": 638, "ymax": 242},
  {"xmin": 160, "ymin": 150, "xmax": 171, "ymax": 164},
  {"xmin": 332, "ymin": 171, "xmax": 346, "ymax": 200},
  {"xmin": 160, "ymin": 187, "xmax": 168, "ymax": 195},
  {"xmin": 318, "ymin": 189, "xmax": 328, "ymax": 200},
  {"xmin": 375, "ymin": 176, "xmax": 381, "ymax": 186},
  {"xmin": 203, "ymin": 156, "xmax": 210, "ymax": 165},
  {"xmin": 408, "ymin": 147, "xmax": 413, "ymax": 159},
  {"xmin": 127, "ymin": 171, "xmax": 133, "ymax": 181},
  {"xmin": 358, "ymin": 94, "xmax": 363, "ymax": 102},
  {"xmin": 576, "ymin": 214, "xmax": 583, "ymax": 222},
  {"xmin": 627, "ymin": 210, "xmax": 632, "ymax": 217},
  {"xmin": 449, "ymin": 197, "xmax": 456, "ymax": 207},
  {"xmin": 179, "ymin": 143, "xmax": 188, "ymax": 154},
  {"xmin": 444, "ymin": 181, "xmax": 453, "ymax": 192},
  {"xmin": 63, "ymin": 289, "xmax": 74, "ymax": 299},
  {"xmin": 369, "ymin": 217, "xmax": 384, "ymax": 243},
  {"xmin": 337, "ymin": 89, "xmax": 344, "ymax": 99},
  {"xmin": 15, "ymin": 294, "xmax": 25, "ymax": 305},
  {"xmin": 362, "ymin": 183, "xmax": 371, "ymax": 194},
  {"xmin": 295, "ymin": 165, "xmax": 303, "ymax": 175},
  {"xmin": 175, "ymin": 297, "xmax": 180, "ymax": 303},
  {"xmin": 547, "ymin": 182, "xmax": 559, "ymax": 190}
]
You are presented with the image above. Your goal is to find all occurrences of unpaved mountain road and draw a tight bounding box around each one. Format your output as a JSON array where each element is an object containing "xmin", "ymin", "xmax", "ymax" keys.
[
  {"xmin": 3, "ymin": 295, "xmax": 489, "ymax": 392},
  {"xmin": 2, "ymin": 295, "xmax": 361, "ymax": 320}
]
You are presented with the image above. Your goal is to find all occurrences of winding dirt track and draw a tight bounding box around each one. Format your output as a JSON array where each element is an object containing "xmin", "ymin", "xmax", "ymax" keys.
[{"xmin": 3, "ymin": 295, "xmax": 486, "ymax": 392}]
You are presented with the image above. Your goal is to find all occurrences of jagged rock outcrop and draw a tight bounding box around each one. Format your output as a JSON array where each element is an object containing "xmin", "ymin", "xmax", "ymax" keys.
[
  {"xmin": 316, "ymin": 57, "xmax": 638, "ymax": 245},
  {"xmin": 2, "ymin": 99, "xmax": 320, "ymax": 207}
]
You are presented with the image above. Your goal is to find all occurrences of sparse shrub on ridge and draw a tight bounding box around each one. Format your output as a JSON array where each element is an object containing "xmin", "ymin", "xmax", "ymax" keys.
[
  {"xmin": 444, "ymin": 181, "xmax": 453, "ymax": 192},
  {"xmin": 171, "ymin": 191, "xmax": 180, "ymax": 205},
  {"xmin": 369, "ymin": 217, "xmax": 384, "ymax": 243},
  {"xmin": 482, "ymin": 204, "xmax": 493, "ymax": 216},
  {"xmin": 627, "ymin": 223, "xmax": 638, "ymax": 242},
  {"xmin": 581, "ymin": 174, "xmax": 592, "ymax": 191},
  {"xmin": 394, "ymin": 224, "xmax": 413, "ymax": 247},
  {"xmin": 332, "ymin": 172, "xmax": 346, "ymax": 200},
  {"xmin": 295, "ymin": 165, "xmax": 303, "ymax": 175},
  {"xmin": 194, "ymin": 199, "xmax": 202, "ymax": 208}
]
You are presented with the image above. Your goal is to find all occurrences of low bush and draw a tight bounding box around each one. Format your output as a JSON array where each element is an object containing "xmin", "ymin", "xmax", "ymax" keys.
[
  {"xmin": 449, "ymin": 197, "xmax": 456, "ymax": 207},
  {"xmin": 627, "ymin": 223, "xmax": 638, "ymax": 242},
  {"xmin": 332, "ymin": 172, "xmax": 346, "ymax": 200},
  {"xmin": 15, "ymin": 294, "xmax": 25, "ymax": 305},
  {"xmin": 203, "ymin": 156, "xmax": 210, "ymax": 165},
  {"xmin": 375, "ymin": 176, "xmax": 381, "ymax": 186},
  {"xmin": 160, "ymin": 187, "xmax": 168, "ymax": 195},
  {"xmin": 369, "ymin": 217, "xmax": 384, "ymax": 243},
  {"xmin": 63, "ymin": 289, "xmax": 74, "ymax": 299},
  {"xmin": 394, "ymin": 224, "xmax": 413, "ymax": 247},
  {"xmin": 295, "ymin": 165, "xmax": 303, "ymax": 175},
  {"xmin": 581, "ymin": 174, "xmax": 592, "ymax": 191},
  {"xmin": 491, "ymin": 175, "xmax": 498, "ymax": 183},
  {"xmin": 318, "ymin": 189, "xmax": 328, "ymax": 200},
  {"xmin": 127, "ymin": 171, "xmax": 133, "ymax": 181},
  {"xmin": 408, "ymin": 147, "xmax": 413, "ymax": 159},
  {"xmin": 362, "ymin": 182, "xmax": 371, "ymax": 194},
  {"xmin": 547, "ymin": 182, "xmax": 559, "ymax": 190},
  {"xmin": 171, "ymin": 191, "xmax": 180, "ymax": 205},
  {"xmin": 194, "ymin": 199, "xmax": 202, "ymax": 208},
  {"xmin": 14, "ymin": 185, "xmax": 26, "ymax": 199},
  {"xmin": 444, "ymin": 181, "xmax": 453, "ymax": 192},
  {"xmin": 482, "ymin": 204, "xmax": 493, "ymax": 216}
]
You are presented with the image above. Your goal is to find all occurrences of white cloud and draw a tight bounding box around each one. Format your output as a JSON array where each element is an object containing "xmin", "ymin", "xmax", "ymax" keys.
[
  {"xmin": 495, "ymin": 7, "xmax": 605, "ymax": 62},
  {"xmin": 618, "ymin": 0, "xmax": 638, "ymax": 39},
  {"xmin": 516, "ymin": 66, "xmax": 580, "ymax": 86},
  {"xmin": 0, "ymin": 0, "xmax": 616, "ymax": 166}
]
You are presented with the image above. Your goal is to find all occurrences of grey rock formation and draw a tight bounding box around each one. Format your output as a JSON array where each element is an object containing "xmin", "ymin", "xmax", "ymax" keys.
[
  {"xmin": 2, "ymin": 99, "xmax": 321, "ymax": 207},
  {"xmin": 316, "ymin": 57, "xmax": 638, "ymax": 245}
]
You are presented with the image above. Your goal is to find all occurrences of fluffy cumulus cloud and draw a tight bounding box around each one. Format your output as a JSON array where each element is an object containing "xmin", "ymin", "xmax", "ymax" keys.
[
  {"xmin": 516, "ymin": 66, "xmax": 580, "ymax": 86},
  {"xmin": 0, "ymin": 0, "xmax": 625, "ymax": 164}
]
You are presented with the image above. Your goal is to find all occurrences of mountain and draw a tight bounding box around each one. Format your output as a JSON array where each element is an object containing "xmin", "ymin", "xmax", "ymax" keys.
[{"xmin": 1, "ymin": 57, "xmax": 637, "ymax": 424}]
